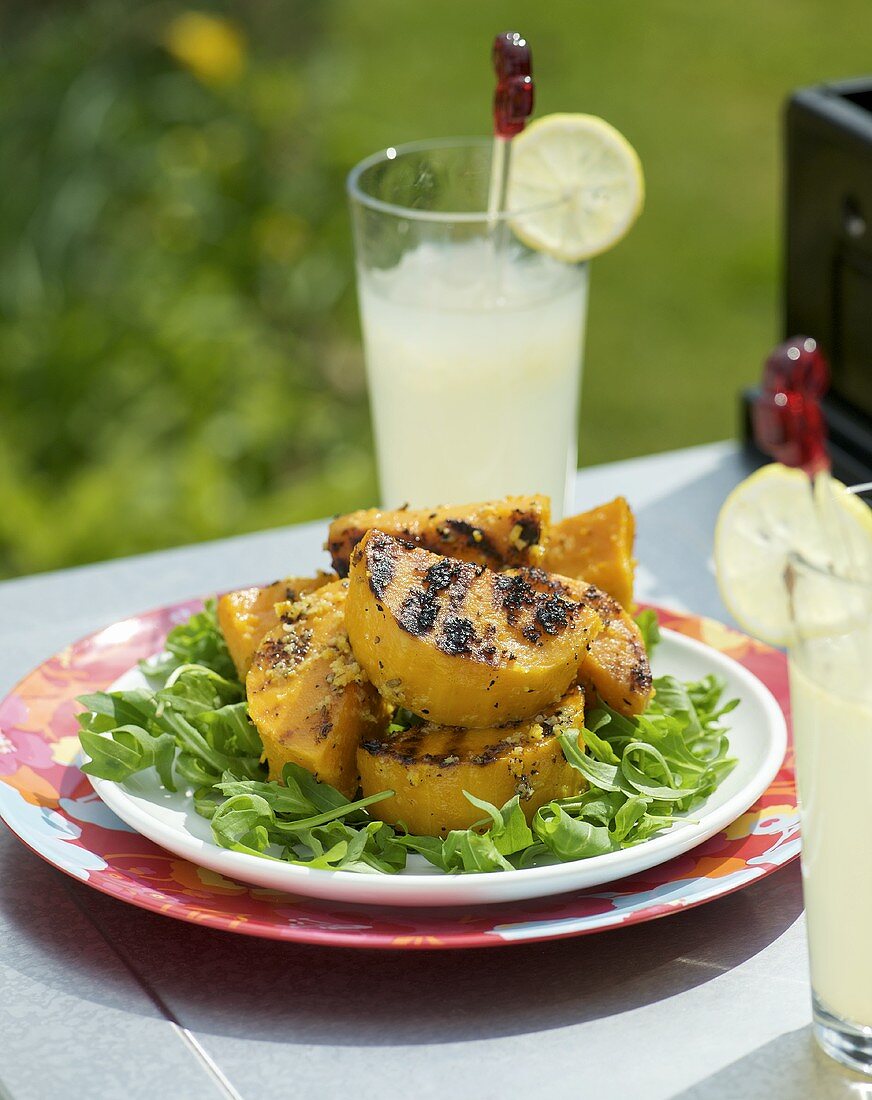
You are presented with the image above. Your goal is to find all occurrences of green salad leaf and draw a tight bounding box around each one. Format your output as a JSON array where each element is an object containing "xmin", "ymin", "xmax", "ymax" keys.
[
  {"xmin": 140, "ymin": 599, "xmax": 237, "ymax": 683},
  {"xmin": 77, "ymin": 603, "xmax": 739, "ymax": 875},
  {"xmin": 635, "ymin": 608, "xmax": 662, "ymax": 657}
]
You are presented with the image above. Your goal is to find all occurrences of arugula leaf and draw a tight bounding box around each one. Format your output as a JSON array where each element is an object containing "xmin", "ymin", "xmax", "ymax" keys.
[
  {"xmin": 269, "ymin": 790, "xmax": 394, "ymax": 834},
  {"xmin": 611, "ymin": 795, "xmax": 650, "ymax": 842},
  {"xmin": 80, "ymin": 724, "xmax": 177, "ymax": 791},
  {"xmin": 361, "ymin": 821, "xmax": 408, "ymax": 873},
  {"xmin": 577, "ymin": 718, "xmax": 621, "ymax": 765},
  {"xmin": 561, "ymin": 788, "xmax": 625, "ymax": 825},
  {"xmin": 635, "ymin": 609, "xmax": 662, "ymax": 657},
  {"xmin": 396, "ymin": 834, "xmax": 449, "ymax": 870},
  {"xmin": 78, "ymin": 689, "xmax": 159, "ymax": 728},
  {"xmin": 210, "ymin": 793, "xmax": 275, "ymax": 853},
  {"xmin": 442, "ymin": 830, "xmax": 514, "ymax": 873},
  {"xmin": 534, "ymin": 804, "xmax": 616, "ymax": 860},
  {"xmin": 561, "ymin": 730, "xmax": 632, "ymax": 793},
  {"xmin": 141, "ymin": 600, "xmax": 237, "ymax": 683},
  {"xmin": 386, "ymin": 707, "xmax": 423, "ymax": 735},
  {"xmin": 462, "ymin": 791, "xmax": 534, "ymax": 855}
]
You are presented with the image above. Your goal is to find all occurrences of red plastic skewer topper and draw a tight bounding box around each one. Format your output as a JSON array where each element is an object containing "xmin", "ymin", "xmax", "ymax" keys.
[
  {"xmin": 493, "ymin": 32, "xmax": 534, "ymax": 138},
  {"xmin": 752, "ymin": 336, "xmax": 831, "ymax": 476}
]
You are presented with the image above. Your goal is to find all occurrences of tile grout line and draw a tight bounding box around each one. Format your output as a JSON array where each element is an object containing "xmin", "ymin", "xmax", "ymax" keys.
[
  {"xmin": 60, "ymin": 879, "xmax": 245, "ymax": 1100},
  {"xmin": 170, "ymin": 1025, "xmax": 247, "ymax": 1100}
]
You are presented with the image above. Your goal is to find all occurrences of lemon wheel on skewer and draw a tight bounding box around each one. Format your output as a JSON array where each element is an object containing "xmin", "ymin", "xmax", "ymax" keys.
[
  {"xmin": 714, "ymin": 464, "xmax": 872, "ymax": 645},
  {"xmin": 507, "ymin": 113, "xmax": 645, "ymax": 262}
]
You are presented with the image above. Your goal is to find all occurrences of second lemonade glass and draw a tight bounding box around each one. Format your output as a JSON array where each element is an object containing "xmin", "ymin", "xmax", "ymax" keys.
[
  {"xmin": 347, "ymin": 138, "xmax": 588, "ymax": 518},
  {"xmin": 786, "ymin": 484, "xmax": 872, "ymax": 1075}
]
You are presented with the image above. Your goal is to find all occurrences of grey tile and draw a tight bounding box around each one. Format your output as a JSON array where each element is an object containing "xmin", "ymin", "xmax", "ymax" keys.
[
  {"xmin": 0, "ymin": 833, "xmax": 231, "ymax": 1100},
  {"xmin": 66, "ymin": 862, "xmax": 807, "ymax": 1099},
  {"xmin": 675, "ymin": 1027, "xmax": 872, "ymax": 1100}
]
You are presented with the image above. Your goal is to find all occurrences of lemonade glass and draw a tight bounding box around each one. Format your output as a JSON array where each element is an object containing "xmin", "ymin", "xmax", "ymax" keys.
[
  {"xmin": 786, "ymin": 484, "xmax": 872, "ymax": 1074},
  {"xmin": 347, "ymin": 138, "xmax": 588, "ymax": 517}
]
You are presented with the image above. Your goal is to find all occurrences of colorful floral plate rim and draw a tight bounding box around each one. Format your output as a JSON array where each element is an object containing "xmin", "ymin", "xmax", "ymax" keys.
[{"xmin": 0, "ymin": 600, "xmax": 799, "ymax": 949}]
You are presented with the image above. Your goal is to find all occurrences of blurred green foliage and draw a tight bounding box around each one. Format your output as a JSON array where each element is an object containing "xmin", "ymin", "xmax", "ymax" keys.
[{"xmin": 1, "ymin": 0, "xmax": 869, "ymax": 578}]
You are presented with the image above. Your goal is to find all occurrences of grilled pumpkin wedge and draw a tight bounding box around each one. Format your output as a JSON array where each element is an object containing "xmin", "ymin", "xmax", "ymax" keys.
[
  {"xmin": 345, "ymin": 530, "xmax": 603, "ymax": 728},
  {"xmin": 542, "ymin": 497, "xmax": 636, "ymax": 609},
  {"xmin": 507, "ymin": 568, "xmax": 652, "ymax": 716},
  {"xmin": 246, "ymin": 580, "xmax": 386, "ymax": 797},
  {"xmin": 576, "ymin": 586, "xmax": 652, "ymax": 715},
  {"xmin": 217, "ymin": 573, "xmax": 333, "ymax": 678},
  {"xmin": 358, "ymin": 685, "xmax": 587, "ymax": 836},
  {"xmin": 326, "ymin": 495, "xmax": 550, "ymax": 577}
]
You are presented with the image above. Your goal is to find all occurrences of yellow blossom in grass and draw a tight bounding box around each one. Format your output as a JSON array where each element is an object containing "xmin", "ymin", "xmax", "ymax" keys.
[{"xmin": 164, "ymin": 12, "xmax": 246, "ymax": 86}]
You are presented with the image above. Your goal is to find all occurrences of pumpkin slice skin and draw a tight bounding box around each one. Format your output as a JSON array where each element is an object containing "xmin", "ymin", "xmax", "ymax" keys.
[
  {"xmin": 326, "ymin": 495, "xmax": 550, "ymax": 578},
  {"xmin": 358, "ymin": 686, "xmax": 587, "ymax": 836},
  {"xmin": 507, "ymin": 568, "xmax": 652, "ymax": 716},
  {"xmin": 246, "ymin": 580, "xmax": 387, "ymax": 798},
  {"xmin": 217, "ymin": 573, "xmax": 333, "ymax": 679},
  {"xmin": 345, "ymin": 530, "xmax": 603, "ymax": 729},
  {"xmin": 542, "ymin": 497, "xmax": 636, "ymax": 609}
]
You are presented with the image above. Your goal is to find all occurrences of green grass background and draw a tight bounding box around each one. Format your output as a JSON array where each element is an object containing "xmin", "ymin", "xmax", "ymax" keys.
[{"xmin": 1, "ymin": 1, "xmax": 868, "ymax": 578}]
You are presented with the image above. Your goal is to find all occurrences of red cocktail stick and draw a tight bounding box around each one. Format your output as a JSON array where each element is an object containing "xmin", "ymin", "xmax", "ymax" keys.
[
  {"xmin": 752, "ymin": 336, "xmax": 831, "ymax": 476},
  {"xmin": 488, "ymin": 32, "xmax": 534, "ymax": 227},
  {"xmin": 493, "ymin": 32, "xmax": 534, "ymax": 139}
]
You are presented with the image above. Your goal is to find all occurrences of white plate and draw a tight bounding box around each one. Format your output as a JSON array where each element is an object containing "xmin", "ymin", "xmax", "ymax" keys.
[{"xmin": 87, "ymin": 628, "xmax": 787, "ymax": 907}]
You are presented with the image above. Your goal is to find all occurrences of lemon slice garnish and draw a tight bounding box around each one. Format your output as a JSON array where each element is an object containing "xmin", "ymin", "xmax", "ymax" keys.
[
  {"xmin": 714, "ymin": 464, "xmax": 872, "ymax": 645},
  {"xmin": 507, "ymin": 113, "xmax": 644, "ymax": 262}
]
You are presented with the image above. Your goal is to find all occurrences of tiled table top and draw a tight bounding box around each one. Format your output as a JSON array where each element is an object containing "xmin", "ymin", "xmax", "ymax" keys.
[{"xmin": 1, "ymin": 441, "xmax": 868, "ymax": 1100}]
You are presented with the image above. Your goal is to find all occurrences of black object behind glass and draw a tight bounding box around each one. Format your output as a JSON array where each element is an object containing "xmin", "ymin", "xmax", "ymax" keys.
[{"xmin": 743, "ymin": 78, "xmax": 872, "ymax": 482}]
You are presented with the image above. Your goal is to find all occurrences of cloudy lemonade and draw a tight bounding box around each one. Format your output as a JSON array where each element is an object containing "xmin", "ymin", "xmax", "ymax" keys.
[
  {"xmin": 358, "ymin": 239, "xmax": 588, "ymax": 515},
  {"xmin": 790, "ymin": 634, "xmax": 872, "ymax": 1028}
]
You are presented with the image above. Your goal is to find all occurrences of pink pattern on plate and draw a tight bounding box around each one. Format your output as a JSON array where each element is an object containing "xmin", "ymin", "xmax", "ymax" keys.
[{"xmin": 0, "ymin": 600, "xmax": 798, "ymax": 950}]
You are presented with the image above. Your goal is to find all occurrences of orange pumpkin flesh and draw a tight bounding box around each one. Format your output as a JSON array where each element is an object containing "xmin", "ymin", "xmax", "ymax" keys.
[
  {"xmin": 246, "ymin": 581, "xmax": 387, "ymax": 798},
  {"xmin": 543, "ymin": 497, "xmax": 636, "ymax": 609},
  {"xmin": 217, "ymin": 573, "xmax": 332, "ymax": 678},
  {"xmin": 326, "ymin": 495, "xmax": 550, "ymax": 578},
  {"xmin": 504, "ymin": 568, "xmax": 653, "ymax": 717},
  {"xmin": 358, "ymin": 685, "xmax": 587, "ymax": 836},
  {"xmin": 344, "ymin": 530, "xmax": 603, "ymax": 729}
]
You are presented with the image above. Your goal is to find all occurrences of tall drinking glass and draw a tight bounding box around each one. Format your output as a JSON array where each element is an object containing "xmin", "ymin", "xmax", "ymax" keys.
[
  {"xmin": 347, "ymin": 138, "xmax": 588, "ymax": 518},
  {"xmin": 786, "ymin": 485, "xmax": 872, "ymax": 1074}
]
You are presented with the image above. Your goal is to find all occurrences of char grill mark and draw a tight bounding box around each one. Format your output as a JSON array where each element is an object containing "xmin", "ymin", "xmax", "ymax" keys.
[
  {"xmin": 365, "ymin": 530, "xmax": 397, "ymax": 599},
  {"xmin": 438, "ymin": 615, "xmax": 478, "ymax": 656},
  {"xmin": 493, "ymin": 570, "xmax": 578, "ymax": 639},
  {"xmin": 394, "ymin": 555, "xmax": 484, "ymax": 643},
  {"xmin": 492, "ymin": 572, "xmax": 535, "ymax": 625},
  {"xmin": 579, "ymin": 583, "xmax": 619, "ymax": 621},
  {"xmin": 360, "ymin": 729, "xmax": 520, "ymax": 768},
  {"xmin": 394, "ymin": 558, "xmax": 469, "ymax": 638},
  {"xmin": 440, "ymin": 518, "xmax": 500, "ymax": 561},
  {"xmin": 519, "ymin": 568, "xmax": 616, "ymax": 629},
  {"xmin": 535, "ymin": 594, "xmax": 575, "ymax": 635},
  {"xmin": 510, "ymin": 511, "xmax": 542, "ymax": 551},
  {"xmin": 425, "ymin": 559, "xmax": 456, "ymax": 591},
  {"xmin": 517, "ymin": 566, "xmax": 569, "ymax": 597},
  {"xmin": 425, "ymin": 557, "xmax": 478, "ymax": 609},
  {"xmin": 398, "ymin": 586, "xmax": 439, "ymax": 636},
  {"xmin": 629, "ymin": 646, "xmax": 653, "ymax": 692},
  {"xmin": 330, "ymin": 528, "xmax": 366, "ymax": 578}
]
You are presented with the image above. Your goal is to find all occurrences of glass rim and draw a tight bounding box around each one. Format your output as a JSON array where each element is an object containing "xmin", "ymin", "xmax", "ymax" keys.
[
  {"xmin": 787, "ymin": 481, "xmax": 872, "ymax": 590},
  {"xmin": 346, "ymin": 135, "xmax": 573, "ymax": 224}
]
